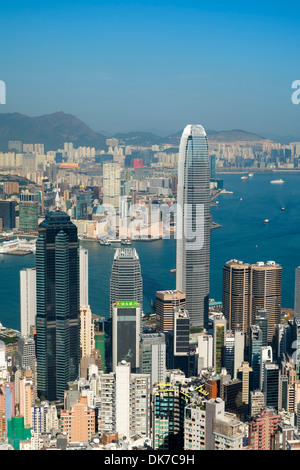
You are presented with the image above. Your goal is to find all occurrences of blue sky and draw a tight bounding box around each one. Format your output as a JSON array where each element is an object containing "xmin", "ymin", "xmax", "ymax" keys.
[{"xmin": 1, "ymin": 0, "xmax": 300, "ymax": 137}]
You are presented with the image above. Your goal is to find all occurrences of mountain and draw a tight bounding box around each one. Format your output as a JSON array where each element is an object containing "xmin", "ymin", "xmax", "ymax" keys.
[
  {"xmin": 167, "ymin": 128, "xmax": 269, "ymax": 145},
  {"xmin": 111, "ymin": 131, "xmax": 167, "ymax": 147},
  {"xmin": 0, "ymin": 111, "xmax": 107, "ymax": 151}
]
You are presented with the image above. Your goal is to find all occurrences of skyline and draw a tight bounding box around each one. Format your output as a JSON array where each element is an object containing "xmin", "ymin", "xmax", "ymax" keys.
[{"xmin": 1, "ymin": 1, "xmax": 300, "ymax": 137}]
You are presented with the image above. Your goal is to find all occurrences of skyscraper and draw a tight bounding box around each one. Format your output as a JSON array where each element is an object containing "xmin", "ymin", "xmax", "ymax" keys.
[
  {"xmin": 176, "ymin": 124, "xmax": 210, "ymax": 328},
  {"xmin": 20, "ymin": 268, "xmax": 36, "ymax": 338},
  {"xmin": 79, "ymin": 246, "xmax": 89, "ymax": 307},
  {"xmin": 110, "ymin": 247, "xmax": 143, "ymax": 315},
  {"xmin": 36, "ymin": 210, "xmax": 80, "ymax": 402},
  {"xmin": 102, "ymin": 162, "xmax": 121, "ymax": 209},
  {"xmin": 294, "ymin": 266, "xmax": 300, "ymax": 321}
]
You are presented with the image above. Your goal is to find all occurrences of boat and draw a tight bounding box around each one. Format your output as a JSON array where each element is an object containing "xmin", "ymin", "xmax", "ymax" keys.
[
  {"xmin": 0, "ymin": 237, "xmax": 36, "ymax": 254},
  {"xmin": 263, "ymin": 219, "xmax": 269, "ymax": 224},
  {"xmin": 281, "ymin": 207, "xmax": 285, "ymax": 211},
  {"xmin": 170, "ymin": 268, "xmax": 176, "ymax": 274},
  {"xmin": 270, "ymin": 179, "xmax": 284, "ymax": 184},
  {"xmin": 241, "ymin": 176, "xmax": 248, "ymax": 180},
  {"xmin": 99, "ymin": 239, "xmax": 111, "ymax": 246},
  {"xmin": 121, "ymin": 238, "xmax": 132, "ymax": 245},
  {"xmin": 248, "ymin": 173, "xmax": 254, "ymax": 177}
]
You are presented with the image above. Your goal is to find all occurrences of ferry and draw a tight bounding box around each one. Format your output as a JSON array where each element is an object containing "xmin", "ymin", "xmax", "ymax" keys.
[
  {"xmin": 121, "ymin": 238, "xmax": 132, "ymax": 245},
  {"xmin": 99, "ymin": 239, "xmax": 111, "ymax": 246},
  {"xmin": 270, "ymin": 179, "xmax": 284, "ymax": 184},
  {"xmin": 241, "ymin": 176, "xmax": 248, "ymax": 180},
  {"xmin": 0, "ymin": 238, "xmax": 36, "ymax": 254},
  {"xmin": 170, "ymin": 268, "xmax": 176, "ymax": 274}
]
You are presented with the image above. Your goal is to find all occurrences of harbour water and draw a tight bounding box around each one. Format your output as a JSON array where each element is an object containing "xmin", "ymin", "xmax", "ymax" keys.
[{"xmin": 1, "ymin": 172, "xmax": 300, "ymax": 331}]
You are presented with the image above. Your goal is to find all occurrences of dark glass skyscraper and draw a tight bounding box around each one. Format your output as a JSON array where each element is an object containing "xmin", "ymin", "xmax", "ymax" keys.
[{"xmin": 36, "ymin": 210, "xmax": 80, "ymax": 402}]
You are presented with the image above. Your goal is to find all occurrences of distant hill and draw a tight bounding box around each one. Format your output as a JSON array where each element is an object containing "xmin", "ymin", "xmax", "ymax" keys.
[
  {"xmin": 0, "ymin": 111, "xmax": 107, "ymax": 152},
  {"xmin": 167, "ymin": 128, "xmax": 268, "ymax": 145},
  {"xmin": 112, "ymin": 131, "xmax": 167, "ymax": 147}
]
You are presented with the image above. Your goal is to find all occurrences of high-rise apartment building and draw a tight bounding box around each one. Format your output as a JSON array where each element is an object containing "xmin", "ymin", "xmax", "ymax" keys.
[
  {"xmin": 20, "ymin": 268, "xmax": 36, "ymax": 337},
  {"xmin": 80, "ymin": 305, "xmax": 95, "ymax": 358},
  {"xmin": 0, "ymin": 200, "xmax": 16, "ymax": 230},
  {"xmin": 102, "ymin": 162, "xmax": 121, "ymax": 209},
  {"xmin": 248, "ymin": 408, "xmax": 280, "ymax": 450},
  {"xmin": 110, "ymin": 248, "xmax": 143, "ymax": 316},
  {"xmin": 176, "ymin": 124, "xmax": 210, "ymax": 328},
  {"xmin": 36, "ymin": 210, "xmax": 80, "ymax": 402}
]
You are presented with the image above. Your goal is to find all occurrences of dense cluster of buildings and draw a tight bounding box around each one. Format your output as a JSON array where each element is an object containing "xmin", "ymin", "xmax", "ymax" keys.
[{"xmin": 1, "ymin": 126, "xmax": 300, "ymax": 451}]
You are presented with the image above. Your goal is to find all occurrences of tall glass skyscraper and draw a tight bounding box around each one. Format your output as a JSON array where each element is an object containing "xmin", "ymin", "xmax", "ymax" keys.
[
  {"xmin": 36, "ymin": 210, "xmax": 80, "ymax": 402},
  {"xmin": 176, "ymin": 124, "xmax": 210, "ymax": 329}
]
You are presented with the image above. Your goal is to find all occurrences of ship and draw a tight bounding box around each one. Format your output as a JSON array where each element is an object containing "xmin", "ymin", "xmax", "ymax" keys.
[
  {"xmin": 170, "ymin": 268, "xmax": 176, "ymax": 273},
  {"xmin": 121, "ymin": 238, "xmax": 132, "ymax": 245},
  {"xmin": 99, "ymin": 239, "xmax": 111, "ymax": 246},
  {"xmin": 241, "ymin": 176, "xmax": 248, "ymax": 180},
  {"xmin": 263, "ymin": 219, "xmax": 269, "ymax": 224},
  {"xmin": 248, "ymin": 173, "xmax": 254, "ymax": 177},
  {"xmin": 270, "ymin": 179, "xmax": 284, "ymax": 184},
  {"xmin": 0, "ymin": 238, "xmax": 36, "ymax": 254}
]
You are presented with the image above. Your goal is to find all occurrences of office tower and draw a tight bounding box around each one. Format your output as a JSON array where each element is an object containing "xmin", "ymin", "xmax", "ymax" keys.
[
  {"xmin": 110, "ymin": 248, "xmax": 143, "ymax": 316},
  {"xmin": 276, "ymin": 323, "xmax": 290, "ymax": 362},
  {"xmin": 197, "ymin": 333, "xmax": 213, "ymax": 372},
  {"xmin": 233, "ymin": 330, "xmax": 245, "ymax": 379},
  {"xmin": 60, "ymin": 397, "xmax": 96, "ymax": 443},
  {"xmin": 176, "ymin": 124, "xmax": 210, "ymax": 329},
  {"xmin": 19, "ymin": 201, "xmax": 39, "ymax": 232},
  {"xmin": 94, "ymin": 319, "xmax": 106, "ymax": 372},
  {"xmin": 248, "ymin": 408, "xmax": 280, "ymax": 450},
  {"xmin": 264, "ymin": 363, "xmax": 280, "ymax": 410},
  {"xmin": 112, "ymin": 301, "xmax": 141, "ymax": 373},
  {"xmin": 172, "ymin": 307, "xmax": 190, "ymax": 375},
  {"xmin": 79, "ymin": 246, "xmax": 89, "ymax": 307},
  {"xmin": 213, "ymin": 314, "xmax": 226, "ymax": 374},
  {"xmin": 237, "ymin": 362, "xmax": 253, "ymax": 420},
  {"xmin": 221, "ymin": 377, "xmax": 243, "ymax": 419},
  {"xmin": 140, "ymin": 333, "xmax": 166, "ymax": 387},
  {"xmin": 155, "ymin": 290, "xmax": 186, "ymax": 333},
  {"xmin": 250, "ymin": 325, "xmax": 263, "ymax": 390},
  {"xmin": 36, "ymin": 210, "xmax": 80, "ymax": 402},
  {"xmin": 251, "ymin": 261, "xmax": 282, "ymax": 345},
  {"xmin": 15, "ymin": 337, "xmax": 36, "ymax": 372},
  {"xmin": 260, "ymin": 346, "xmax": 273, "ymax": 391},
  {"xmin": 224, "ymin": 332, "xmax": 235, "ymax": 376},
  {"xmin": 102, "ymin": 162, "xmax": 121, "ymax": 209},
  {"xmin": 152, "ymin": 383, "xmax": 185, "ymax": 450},
  {"xmin": 254, "ymin": 309, "xmax": 268, "ymax": 347},
  {"xmin": 222, "ymin": 260, "xmax": 251, "ymax": 341},
  {"xmin": 80, "ymin": 305, "xmax": 95, "ymax": 358},
  {"xmin": 295, "ymin": 267, "xmax": 300, "ymax": 320},
  {"xmin": 20, "ymin": 268, "xmax": 36, "ymax": 338},
  {"xmin": 0, "ymin": 200, "xmax": 16, "ymax": 230}
]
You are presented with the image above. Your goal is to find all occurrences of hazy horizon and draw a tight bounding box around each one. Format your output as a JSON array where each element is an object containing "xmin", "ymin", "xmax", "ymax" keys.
[{"xmin": 1, "ymin": 1, "xmax": 300, "ymax": 138}]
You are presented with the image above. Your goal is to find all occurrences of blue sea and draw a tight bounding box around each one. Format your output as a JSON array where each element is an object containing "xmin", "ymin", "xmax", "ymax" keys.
[{"xmin": 1, "ymin": 172, "xmax": 299, "ymax": 331}]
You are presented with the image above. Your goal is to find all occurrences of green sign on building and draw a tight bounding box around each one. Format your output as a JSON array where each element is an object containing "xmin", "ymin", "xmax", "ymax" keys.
[{"xmin": 115, "ymin": 300, "xmax": 139, "ymax": 308}]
